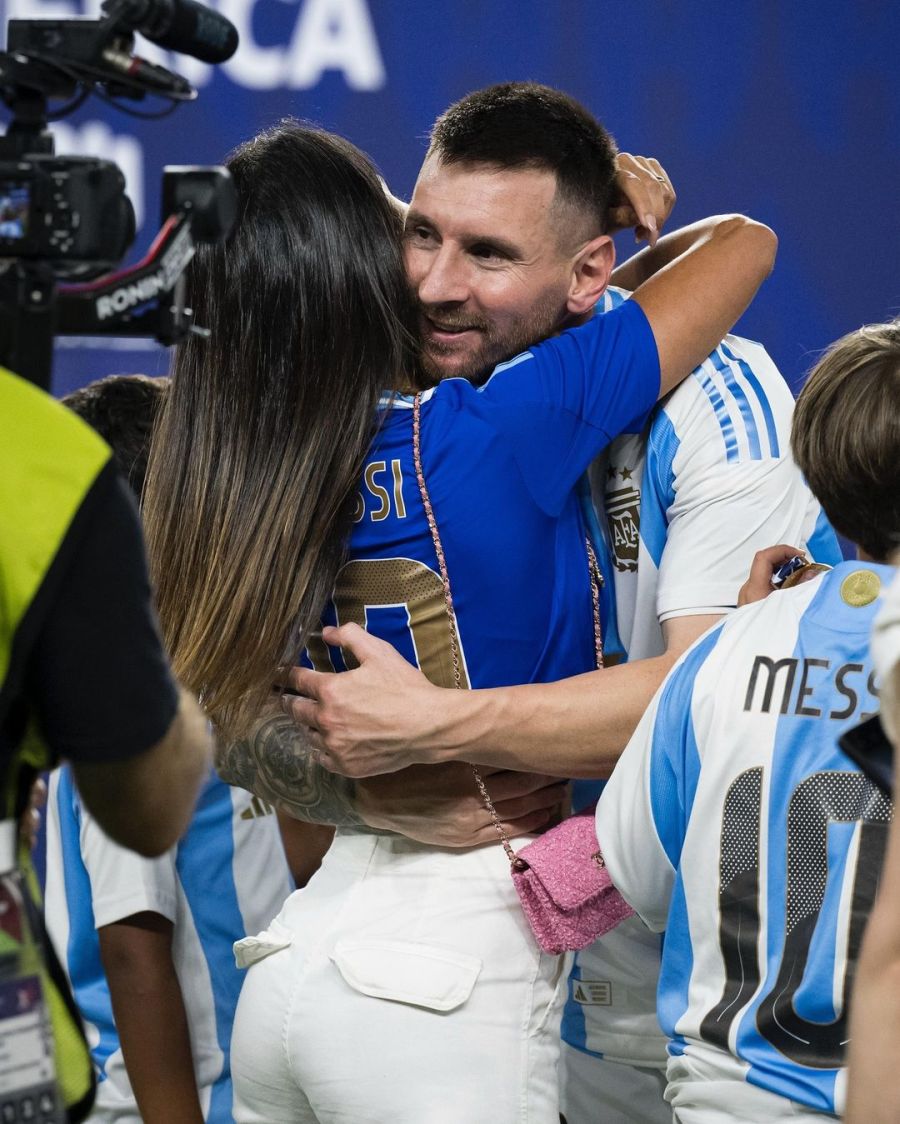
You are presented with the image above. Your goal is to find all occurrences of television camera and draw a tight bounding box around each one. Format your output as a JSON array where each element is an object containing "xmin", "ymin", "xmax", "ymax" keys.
[{"xmin": 0, "ymin": 0, "xmax": 239, "ymax": 389}]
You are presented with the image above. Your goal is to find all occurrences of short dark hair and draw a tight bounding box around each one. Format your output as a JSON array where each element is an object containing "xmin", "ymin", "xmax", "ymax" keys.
[
  {"xmin": 428, "ymin": 82, "xmax": 618, "ymax": 237},
  {"xmin": 63, "ymin": 374, "xmax": 166, "ymax": 500},
  {"xmin": 791, "ymin": 320, "xmax": 900, "ymax": 561}
]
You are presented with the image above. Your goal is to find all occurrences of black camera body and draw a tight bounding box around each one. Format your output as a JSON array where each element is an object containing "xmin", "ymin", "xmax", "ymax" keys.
[
  {"xmin": 0, "ymin": 4, "xmax": 239, "ymax": 388},
  {"xmin": 0, "ymin": 155, "xmax": 135, "ymax": 278}
]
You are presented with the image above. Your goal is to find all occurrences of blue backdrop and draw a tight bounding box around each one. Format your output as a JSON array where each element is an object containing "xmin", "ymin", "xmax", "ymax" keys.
[{"xmin": 1, "ymin": 0, "xmax": 897, "ymax": 398}]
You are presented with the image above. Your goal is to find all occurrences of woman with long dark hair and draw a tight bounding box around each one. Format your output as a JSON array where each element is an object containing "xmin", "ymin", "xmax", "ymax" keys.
[
  {"xmin": 144, "ymin": 126, "xmax": 427, "ymax": 738},
  {"xmin": 143, "ymin": 120, "xmax": 775, "ymax": 1122}
]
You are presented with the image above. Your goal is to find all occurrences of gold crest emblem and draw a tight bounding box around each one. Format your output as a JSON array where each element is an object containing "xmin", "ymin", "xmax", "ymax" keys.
[
  {"xmin": 840, "ymin": 569, "xmax": 881, "ymax": 608},
  {"xmin": 606, "ymin": 471, "xmax": 641, "ymax": 573}
]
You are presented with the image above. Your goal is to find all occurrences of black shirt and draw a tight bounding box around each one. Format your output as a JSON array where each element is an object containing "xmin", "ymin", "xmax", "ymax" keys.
[{"xmin": 3, "ymin": 460, "xmax": 179, "ymax": 768}]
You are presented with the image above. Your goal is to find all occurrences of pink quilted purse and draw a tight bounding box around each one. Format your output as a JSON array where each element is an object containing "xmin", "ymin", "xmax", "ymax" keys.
[
  {"xmin": 412, "ymin": 396, "xmax": 634, "ymax": 955},
  {"xmin": 510, "ymin": 809, "xmax": 634, "ymax": 954}
]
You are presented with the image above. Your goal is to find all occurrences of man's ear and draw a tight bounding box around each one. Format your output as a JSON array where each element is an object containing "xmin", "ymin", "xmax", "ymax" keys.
[{"xmin": 567, "ymin": 234, "xmax": 615, "ymax": 316}]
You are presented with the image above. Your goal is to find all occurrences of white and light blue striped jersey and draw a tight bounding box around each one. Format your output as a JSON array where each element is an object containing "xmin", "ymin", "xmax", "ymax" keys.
[
  {"xmin": 44, "ymin": 767, "xmax": 292, "ymax": 1123},
  {"xmin": 562, "ymin": 288, "xmax": 843, "ymax": 1068},
  {"xmin": 597, "ymin": 562, "xmax": 896, "ymax": 1116},
  {"xmin": 591, "ymin": 287, "xmax": 841, "ymax": 663}
]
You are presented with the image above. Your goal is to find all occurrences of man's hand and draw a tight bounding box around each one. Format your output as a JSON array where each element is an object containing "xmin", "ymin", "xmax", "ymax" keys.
[
  {"xmin": 738, "ymin": 544, "xmax": 805, "ymax": 605},
  {"xmin": 284, "ymin": 624, "xmax": 448, "ymax": 777},
  {"xmin": 608, "ymin": 153, "xmax": 676, "ymax": 248},
  {"xmin": 355, "ymin": 762, "xmax": 568, "ymax": 848}
]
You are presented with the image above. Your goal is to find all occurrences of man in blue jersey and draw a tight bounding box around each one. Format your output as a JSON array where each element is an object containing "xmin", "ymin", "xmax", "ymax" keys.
[
  {"xmin": 595, "ymin": 319, "xmax": 899, "ymax": 1121},
  {"xmin": 45, "ymin": 376, "xmax": 293, "ymax": 1124},
  {"xmin": 276, "ymin": 84, "xmax": 840, "ymax": 1122},
  {"xmin": 199, "ymin": 117, "xmax": 776, "ymax": 1124}
]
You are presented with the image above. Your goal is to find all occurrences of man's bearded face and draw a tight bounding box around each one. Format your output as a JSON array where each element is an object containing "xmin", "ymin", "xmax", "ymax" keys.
[{"xmin": 404, "ymin": 156, "xmax": 576, "ymax": 384}]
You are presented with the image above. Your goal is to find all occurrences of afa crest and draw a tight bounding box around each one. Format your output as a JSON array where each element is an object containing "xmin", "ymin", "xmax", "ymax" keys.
[{"xmin": 606, "ymin": 467, "xmax": 641, "ymax": 573}]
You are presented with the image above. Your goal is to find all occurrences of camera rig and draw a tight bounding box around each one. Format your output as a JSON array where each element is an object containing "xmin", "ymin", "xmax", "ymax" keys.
[{"xmin": 0, "ymin": 2, "xmax": 238, "ymax": 390}]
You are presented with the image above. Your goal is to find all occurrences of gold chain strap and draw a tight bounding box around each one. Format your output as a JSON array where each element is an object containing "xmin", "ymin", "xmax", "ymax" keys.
[{"xmin": 411, "ymin": 393, "xmax": 603, "ymax": 869}]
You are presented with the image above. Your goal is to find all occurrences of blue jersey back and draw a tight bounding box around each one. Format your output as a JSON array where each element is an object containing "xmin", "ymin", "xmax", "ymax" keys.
[{"xmin": 303, "ymin": 300, "xmax": 659, "ymax": 689}]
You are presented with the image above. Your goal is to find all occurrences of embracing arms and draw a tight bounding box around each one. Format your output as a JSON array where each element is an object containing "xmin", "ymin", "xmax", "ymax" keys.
[
  {"xmin": 215, "ymin": 701, "xmax": 362, "ymax": 827},
  {"xmin": 624, "ymin": 213, "xmax": 776, "ymax": 397},
  {"xmin": 215, "ymin": 700, "xmax": 567, "ymax": 846},
  {"xmin": 283, "ymin": 614, "xmax": 719, "ymax": 780}
]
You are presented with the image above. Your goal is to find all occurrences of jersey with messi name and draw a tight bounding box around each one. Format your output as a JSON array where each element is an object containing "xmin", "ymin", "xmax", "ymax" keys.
[
  {"xmin": 301, "ymin": 299, "xmax": 659, "ymax": 695},
  {"xmin": 563, "ymin": 287, "xmax": 842, "ymax": 1070},
  {"xmin": 597, "ymin": 562, "xmax": 896, "ymax": 1116}
]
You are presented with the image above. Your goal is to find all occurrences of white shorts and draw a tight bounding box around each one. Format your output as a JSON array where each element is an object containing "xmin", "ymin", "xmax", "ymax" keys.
[
  {"xmin": 231, "ymin": 829, "xmax": 568, "ymax": 1123},
  {"xmin": 559, "ymin": 1041, "xmax": 670, "ymax": 1124}
]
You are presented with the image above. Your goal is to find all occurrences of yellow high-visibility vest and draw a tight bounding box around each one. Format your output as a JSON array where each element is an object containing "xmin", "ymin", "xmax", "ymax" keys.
[{"xmin": 0, "ymin": 365, "xmax": 110, "ymax": 1121}]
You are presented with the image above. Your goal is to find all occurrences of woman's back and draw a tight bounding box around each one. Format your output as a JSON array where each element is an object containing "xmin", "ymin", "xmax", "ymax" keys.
[{"xmin": 305, "ymin": 299, "xmax": 660, "ymax": 690}]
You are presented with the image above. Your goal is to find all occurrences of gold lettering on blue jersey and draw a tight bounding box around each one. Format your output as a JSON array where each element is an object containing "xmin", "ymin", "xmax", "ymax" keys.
[
  {"xmin": 392, "ymin": 459, "xmax": 406, "ymax": 519},
  {"xmin": 306, "ymin": 626, "xmax": 336, "ymax": 673},
  {"xmin": 365, "ymin": 461, "xmax": 390, "ymax": 521},
  {"xmin": 333, "ymin": 557, "xmax": 469, "ymax": 688},
  {"xmin": 360, "ymin": 459, "xmax": 407, "ymax": 522}
]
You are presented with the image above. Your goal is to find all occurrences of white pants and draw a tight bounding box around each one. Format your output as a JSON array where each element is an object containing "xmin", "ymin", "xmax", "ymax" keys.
[
  {"xmin": 231, "ymin": 829, "xmax": 568, "ymax": 1123},
  {"xmin": 559, "ymin": 1042, "xmax": 670, "ymax": 1124}
]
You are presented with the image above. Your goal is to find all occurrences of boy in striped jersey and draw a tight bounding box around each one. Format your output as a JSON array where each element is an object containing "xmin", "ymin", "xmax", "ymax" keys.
[{"xmin": 596, "ymin": 320, "xmax": 900, "ymax": 1121}]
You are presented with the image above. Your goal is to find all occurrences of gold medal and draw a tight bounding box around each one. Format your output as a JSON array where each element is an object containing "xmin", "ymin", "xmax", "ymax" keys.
[
  {"xmin": 780, "ymin": 562, "xmax": 831, "ymax": 589},
  {"xmin": 840, "ymin": 569, "xmax": 882, "ymax": 607}
]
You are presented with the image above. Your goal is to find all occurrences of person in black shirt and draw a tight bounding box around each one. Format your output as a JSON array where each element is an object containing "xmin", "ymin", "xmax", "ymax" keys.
[{"xmin": 1, "ymin": 366, "xmax": 209, "ymax": 856}]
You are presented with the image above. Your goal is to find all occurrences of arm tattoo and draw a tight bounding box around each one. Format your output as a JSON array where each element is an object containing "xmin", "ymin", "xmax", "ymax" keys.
[{"xmin": 216, "ymin": 710, "xmax": 363, "ymax": 827}]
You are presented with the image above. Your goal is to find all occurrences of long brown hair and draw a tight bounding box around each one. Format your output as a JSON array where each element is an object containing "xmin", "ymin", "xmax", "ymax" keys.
[{"xmin": 143, "ymin": 121, "xmax": 428, "ymax": 737}]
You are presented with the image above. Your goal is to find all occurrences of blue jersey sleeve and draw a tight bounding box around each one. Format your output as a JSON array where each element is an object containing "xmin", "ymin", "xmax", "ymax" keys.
[
  {"xmin": 478, "ymin": 299, "xmax": 660, "ymax": 513},
  {"xmin": 645, "ymin": 645, "xmax": 708, "ymax": 870}
]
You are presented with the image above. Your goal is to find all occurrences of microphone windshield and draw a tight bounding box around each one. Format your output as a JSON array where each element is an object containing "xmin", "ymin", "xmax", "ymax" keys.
[{"xmin": 135, "ymin": 0, "xmax": 239, "ymax": 64}]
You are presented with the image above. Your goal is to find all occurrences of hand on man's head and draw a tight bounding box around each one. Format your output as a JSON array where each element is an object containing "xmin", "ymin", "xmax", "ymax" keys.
[{"xmin": 607, "ymin": 153, "xmax": 676, "ymax": 247}]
